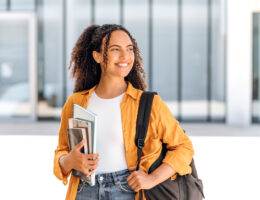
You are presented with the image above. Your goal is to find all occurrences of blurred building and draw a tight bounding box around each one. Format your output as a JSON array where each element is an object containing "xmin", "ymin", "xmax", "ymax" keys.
[{"xmin": 0, "ymin": 0, "xmax": 259, "ymax": 125}]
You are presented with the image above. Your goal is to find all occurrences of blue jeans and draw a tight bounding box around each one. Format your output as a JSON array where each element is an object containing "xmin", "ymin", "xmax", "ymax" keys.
[{"xmin": 76, "ymin": 169, "xmax": 136, "ymax": 200}]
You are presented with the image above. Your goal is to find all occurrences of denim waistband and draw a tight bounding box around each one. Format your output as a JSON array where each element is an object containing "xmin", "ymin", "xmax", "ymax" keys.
[{"xmin": 80, "ymin": 169, "xmax": 130, "ymax": 185}]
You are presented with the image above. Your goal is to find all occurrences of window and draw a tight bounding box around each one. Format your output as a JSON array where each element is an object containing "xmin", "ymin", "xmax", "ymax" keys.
[
  {"xmin": 253, "ymin": 12, "xmax": 260, "ymax": 123},
  {"xmin": 0, "ymin": 0, "xmax": 226, "ymax": 122}
]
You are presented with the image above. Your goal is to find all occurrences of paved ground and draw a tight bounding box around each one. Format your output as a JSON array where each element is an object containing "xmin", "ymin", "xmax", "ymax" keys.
[
  {"xmin": 0, "ymin": 122, "xmax": 260, "ymax": 200},
  {"xmin": 1, "ymin": 121, "xmax": 260, "ymax": 136}
]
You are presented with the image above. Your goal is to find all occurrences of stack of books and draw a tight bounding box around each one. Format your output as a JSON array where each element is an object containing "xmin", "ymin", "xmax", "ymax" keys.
[{"xmin": 67, "ymin": 104, "xmax": 97, "ymax": 186}]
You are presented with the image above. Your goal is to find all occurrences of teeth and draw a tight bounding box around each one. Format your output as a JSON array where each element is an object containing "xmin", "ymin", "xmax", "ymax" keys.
[{"xmin": 118, "ymin": 63, "xmax": 128, "ymax": 67}]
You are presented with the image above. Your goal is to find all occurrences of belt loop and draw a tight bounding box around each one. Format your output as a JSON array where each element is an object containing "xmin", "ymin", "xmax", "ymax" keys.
[{"xmin": 112, "ymin": 172, "xmax": 120, "ymax": 185}]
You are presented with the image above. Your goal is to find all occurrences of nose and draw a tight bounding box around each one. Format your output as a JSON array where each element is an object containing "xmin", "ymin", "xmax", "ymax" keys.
[
  {"xmin": 120, "ymin": 48, "xmax": 132, "ymax": 59},
  {"xmin": 120, "ymin": 49, "xmax": 127, "ymax": 59}
]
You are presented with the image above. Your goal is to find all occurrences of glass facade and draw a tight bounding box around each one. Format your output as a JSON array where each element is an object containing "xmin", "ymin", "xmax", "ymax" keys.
[
  {"xmin": 39, "ymin": 0, "xmax": 64, "ymax": 118},
  {"xmin": 0, "ymin": 0, "xmax": 226, "ymax": 122},
  {"xmin": 124, "ymin": 0, "xmax": 150, "ymax": 88},
  {"xmin": 0, "ymin": 0, "xmax": 6, "ymax": 10},
  {"xmin": 0, "ymin": 12, "xmax": 37, "ymax": 119},
  {"xmin": 253, "ymin": 13, "xmax": 260, "ymax": 122},
  {"xmin": 66, "ymin": 0, "xmax": 92, "ymax": 98},
  {"xmin": 11, "ymin": 0, "xmax": 35, "ymax": 11},
  {"xmin": 181, "ymin": 0, "xmax": 208, "ymax": 121},
  {"xmin": 95, "ymin": 0, "xmax": 120, "ymax": 25},
  {"xmin": 210, "ymin": 0, "xmax": 225, "ymax": 121},
  {"xmin": 0, "ymin": 0, "xmax": 35, "ymax": 11},
  {"xmin": 153, "ymin": 0, "xmax": 178, "ymax": 116},
  {"xmin": 0, "ymin": 15, "xmax": 31, "ymax": 118}
]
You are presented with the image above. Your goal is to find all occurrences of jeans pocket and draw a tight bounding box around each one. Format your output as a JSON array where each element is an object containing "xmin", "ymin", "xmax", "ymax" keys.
[{"xmin": 116, "ymin": 180, "xmax": 135, "ymax": 193}]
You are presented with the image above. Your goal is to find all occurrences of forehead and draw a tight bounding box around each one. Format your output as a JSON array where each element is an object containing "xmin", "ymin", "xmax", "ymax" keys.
[{"xmin": 108, "ymin": 30, "xmax": 133, "ymax": 45}]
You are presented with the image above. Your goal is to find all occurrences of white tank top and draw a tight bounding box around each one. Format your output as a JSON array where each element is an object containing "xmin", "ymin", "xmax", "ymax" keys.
[{"xmin": 86, "ymin": 91, "xmax": 128, "ymax": 174}]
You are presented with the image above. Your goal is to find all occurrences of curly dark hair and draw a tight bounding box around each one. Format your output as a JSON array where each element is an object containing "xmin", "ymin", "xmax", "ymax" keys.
[{"xmin": 68, "ymin": 24, "xmax": 147, "ymax": 93}]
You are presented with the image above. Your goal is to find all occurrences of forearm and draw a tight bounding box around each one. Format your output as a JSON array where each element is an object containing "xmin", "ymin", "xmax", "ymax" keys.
[
  {"xmin": 163, "ymin": 139, "xmax": 194, "ymax": 176},
  {"xmin": 150, "ymin": 163, "xmax": 176, "ymax": 186}
]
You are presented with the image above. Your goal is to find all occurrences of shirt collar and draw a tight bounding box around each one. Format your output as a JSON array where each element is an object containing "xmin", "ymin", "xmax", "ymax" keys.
[
  {"xmin": 125, "ymin": 81, "xmax": 138, "ymax": 100},
  {"xmin": 80, "ymin": 81, "xmax": 138, "ymax": 100}
]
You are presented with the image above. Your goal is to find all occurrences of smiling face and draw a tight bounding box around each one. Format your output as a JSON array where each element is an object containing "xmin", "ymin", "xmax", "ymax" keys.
[{"xmin": 93, "ymin": 30, "xmax": 135, "ymax": 80}]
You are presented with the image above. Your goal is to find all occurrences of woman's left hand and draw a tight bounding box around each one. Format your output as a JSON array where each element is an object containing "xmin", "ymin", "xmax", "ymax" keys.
[{"xmin": 126, "ymin": 166, "xmax": 156, "ymax": 192}]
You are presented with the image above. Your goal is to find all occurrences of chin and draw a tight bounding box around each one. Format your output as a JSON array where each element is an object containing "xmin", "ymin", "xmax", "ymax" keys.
[
  {"xmin": 117, "ymin": 70, "xmax": 131, "ymax": 78},
  {"xmin": 122, "ymin": 71, "xmax": 132, "ymax": 78}
]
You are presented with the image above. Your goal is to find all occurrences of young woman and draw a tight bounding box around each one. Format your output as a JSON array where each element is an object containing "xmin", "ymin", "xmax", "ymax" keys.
[{"xmin": 54, "ymin": 24, "xmax": 194, "ymax": 200}]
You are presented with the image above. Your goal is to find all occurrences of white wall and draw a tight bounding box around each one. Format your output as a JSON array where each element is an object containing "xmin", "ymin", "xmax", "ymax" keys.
[{"xmin": 226, "ymin": 0, "xmax": 260, "ymax": 125}]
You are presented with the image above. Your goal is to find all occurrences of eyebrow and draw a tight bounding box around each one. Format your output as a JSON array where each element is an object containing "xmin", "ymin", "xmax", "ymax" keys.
[{"xmin": 108, "ymin": 44, "xmax": 133, "ymax": 48}]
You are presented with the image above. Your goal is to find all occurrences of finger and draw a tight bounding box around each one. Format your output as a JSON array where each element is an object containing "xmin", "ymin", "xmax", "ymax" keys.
[
  {"xmin": 134, "ymin": 186, "xmax": 141, "ymax": 192},
  {"xmin": 86, "ymin": 162, "xmax": 99, "ymax": 169},
  {"xmin": 85, "ymin": 153, "xmax": 99, "ymax": 160},
  {"xmin": 127, "ymin": 170, "xmax": 139, "ymax": 181},
  {"xmin": 127, "ymin": 173, "xmax": 138, "ymax": 186},
  {"xmin": 128, "ymin": 177, "xmax": 138, "ymax": 189},
  {"xmin": 126, "ymin": 171, "xmax": 137, "ymax": 182},
  {"xmin": 84, "ymin": 160, "xmax": 98, "ymax": 168},
  {"xmin": 90, "ymin": 163, "xmax": 98, "ymax": 170},
  {"xmin": 134, "ymin": 185, "xmax": 141, "ymax": 192},
  {"xmin": 126, "ymin": 172, "xmax": 133, "ymax": 182},
  {"xmin": 74, "ymin": 139, "xmax": 85, "ymax": 151},
  {"xmin": 91, "ymin": 160, "xmax": 99, "ymax": 165},
  {"xmin": 91, "ymin": 154, "xmax": 99, "ymax": 159},
  {"xmin": 86, "ymin": 160, "xmax": 97, "ymax": 165},
  {"xmin": 130, "ymin": 181, "xmax": 141, "ymax": 192},
  {"xmin": 84, "ymin": 158, "xmax": 99, "ymax": 165},
  {"xmin": 94, "ymin": 158, "xmax": 99, "ymax": 163}
]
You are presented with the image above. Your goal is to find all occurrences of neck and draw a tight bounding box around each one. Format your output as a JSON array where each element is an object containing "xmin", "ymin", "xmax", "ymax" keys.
[{"xmin": 95, "ymin": 76, "xmax": 128, "ymax": 99}]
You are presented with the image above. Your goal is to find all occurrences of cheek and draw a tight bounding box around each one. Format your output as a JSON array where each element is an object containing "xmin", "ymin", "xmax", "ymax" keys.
[
  {"xmin": 130, "ymin": 53, "xmax": 135, "ymax": 62},
  {"xmin": 107, "ymin": 52, "xmax": 119, "ymax": 62}
]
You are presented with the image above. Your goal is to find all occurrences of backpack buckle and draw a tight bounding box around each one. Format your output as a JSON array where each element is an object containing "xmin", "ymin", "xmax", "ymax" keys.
[{"xmin": 137, "ymin": 139, "xmax": 144, "ymax": 149}]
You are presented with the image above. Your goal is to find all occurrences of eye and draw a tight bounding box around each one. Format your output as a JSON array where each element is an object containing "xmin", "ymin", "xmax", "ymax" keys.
[
  {"xmin": 111, "ymin": 48, "xmax": 119, "ymax": 51},
  {"xmin": 128, "ymin": 47, "xmax": 134, "ymax": 51}
]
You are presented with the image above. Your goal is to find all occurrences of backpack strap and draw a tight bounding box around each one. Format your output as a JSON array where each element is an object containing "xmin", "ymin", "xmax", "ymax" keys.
[
  {"xmin": 135, "ymin": 91, "xmax": 157, "ymax": 200},
  {"xmin": 135, "ymin": 91, "xmax": 157, "ymax": 170}
]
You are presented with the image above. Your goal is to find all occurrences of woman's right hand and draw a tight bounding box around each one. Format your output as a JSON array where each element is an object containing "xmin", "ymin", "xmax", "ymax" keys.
[{"xmin": 59, "ymin": 139, "xmax": 99, "ymax": 176}]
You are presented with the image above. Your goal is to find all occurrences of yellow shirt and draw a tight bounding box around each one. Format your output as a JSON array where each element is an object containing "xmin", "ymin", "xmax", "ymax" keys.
[{"xmin": 53, "ymin": 82, "xmax": 194, "ymax": 200}]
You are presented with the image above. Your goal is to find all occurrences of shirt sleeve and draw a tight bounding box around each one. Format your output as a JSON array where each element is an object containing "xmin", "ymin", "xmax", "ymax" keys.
[
  {"xmin": 53, "ymin": 95, "xmax": 73, "ymax": 185},
  {"xmin": 154, "ymin": 95, "xmax": 194, "ymax": 176}
]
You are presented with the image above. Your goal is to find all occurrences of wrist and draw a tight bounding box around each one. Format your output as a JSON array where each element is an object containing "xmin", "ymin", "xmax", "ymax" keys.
[
  {"xmin": 148, "ymin": 173, "xmax": 158, "ymax": 187},
  {"xmin": 59, "ymin": 154, "xmax": 71, "ymax": 175}
]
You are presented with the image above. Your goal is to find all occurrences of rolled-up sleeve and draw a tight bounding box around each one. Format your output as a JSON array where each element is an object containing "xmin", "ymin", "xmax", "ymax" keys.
[
  {"xmin": 53, "ymin": 96, "xmax": 73, "ymax": 185},
  {"xmin": 155, "ymin": 95, "xmax": 194, "ymax": 176}
]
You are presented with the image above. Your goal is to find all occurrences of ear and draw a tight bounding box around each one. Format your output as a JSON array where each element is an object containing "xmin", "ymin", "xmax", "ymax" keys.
[{"xmin": 92, "ymin": 51, "xmax": 101, "ymax": 63}]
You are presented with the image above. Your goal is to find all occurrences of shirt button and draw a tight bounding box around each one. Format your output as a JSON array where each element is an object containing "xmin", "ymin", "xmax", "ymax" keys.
[{"xmin": 99, "ymin": 176, "xmax": 104, "ymax": 181}]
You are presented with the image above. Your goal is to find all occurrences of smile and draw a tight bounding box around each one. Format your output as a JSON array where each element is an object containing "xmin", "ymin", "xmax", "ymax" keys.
[{"xmin": 116, "ymin": 63, "xmax": 128, "ymax": 67}]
